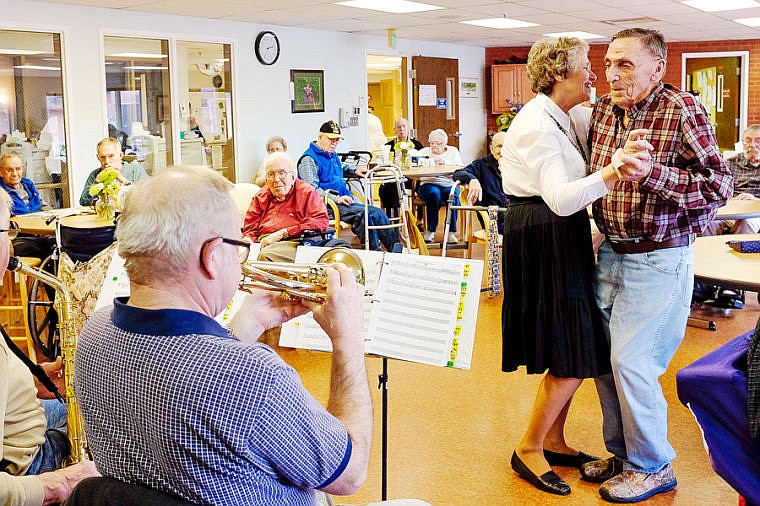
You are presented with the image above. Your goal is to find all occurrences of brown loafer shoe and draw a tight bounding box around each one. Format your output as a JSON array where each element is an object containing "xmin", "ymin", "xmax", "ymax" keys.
[
  {"xmin": 599, "ymin": 464, "xmax": 677, "ymax": 503},
  {"xmin": 581, "ymin": 456, "xmax": 624, "ymax": 483}
]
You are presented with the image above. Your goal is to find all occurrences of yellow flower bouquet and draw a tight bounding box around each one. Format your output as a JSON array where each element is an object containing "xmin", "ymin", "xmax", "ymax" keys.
[{"xmin": 88, "ymin": 169, "xmax": 121, "ymax": 220}]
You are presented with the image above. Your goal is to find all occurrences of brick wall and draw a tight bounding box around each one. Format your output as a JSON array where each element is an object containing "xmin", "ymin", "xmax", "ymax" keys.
[{"xmin": 485, "ymin": 39, "xmax": 760, "ymax": 133}]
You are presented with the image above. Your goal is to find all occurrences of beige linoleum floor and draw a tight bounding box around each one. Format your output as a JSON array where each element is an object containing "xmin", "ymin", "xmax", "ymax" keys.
[{"xmin": 271, "ymin": 239, "xmax": 756, "ymax": 506}]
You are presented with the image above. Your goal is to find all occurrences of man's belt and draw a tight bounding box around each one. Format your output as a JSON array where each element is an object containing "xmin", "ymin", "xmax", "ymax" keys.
[{"xmin": 608, "ymin": 234, "xmax": 694, "ymax": 254}]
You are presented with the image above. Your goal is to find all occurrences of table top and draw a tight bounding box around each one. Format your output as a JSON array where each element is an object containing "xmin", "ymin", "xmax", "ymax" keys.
[
  {"xmin": 13, "ymin": 208, "xmax": 116, "ymax": 235},
  {"xmin": 399, "ymin": 164, "xmax": 462, "ymax": 179},
  {"xmin": 714, "ymin": 199, "xmax": 760, "ymax": 220},
  {"xmin": 694, "ymin": 233, "xmax": 760, "ymax": 292}
]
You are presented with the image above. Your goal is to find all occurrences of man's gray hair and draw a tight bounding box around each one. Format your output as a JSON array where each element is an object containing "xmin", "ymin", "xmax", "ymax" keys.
[
  {"xmin": 263, "ymin": 151, "xmax": 296, "ymax": 174},
  {"xmin": 96, "ymin": 137, "xmax": 122, "ymax": 153},
  {"xmin": 491, "ymin": 131, "xmax": 507, "ymax": 145},
  {"xmin": 428, "ymin": 128, "xmax": 448, "ymax": 145},
  {"xmin": 744, "ymin": 124, "xmax": 760, "ymax": 137},
  {"xmin": 394, "ymin": 118, "xmax": 410, "ymax": 128},
  {"xmin": 0, "ymin": 151, "xmax": 23, "ymax": 167},
  {"xmin": 612, "ymin": 28, "xmax": 667, "ymax": 60},
  {"xmin": 116, "ymin": 166, "xmax": 234, "ymax": 282},
  {"xmin": 527, "ymin": 37, "xmax": 589, "ymax": 95}
]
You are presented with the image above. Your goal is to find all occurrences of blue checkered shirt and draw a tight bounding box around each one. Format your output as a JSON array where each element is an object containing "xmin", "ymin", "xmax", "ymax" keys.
[{"xmin": 75, "ymin": 298, "xmax": 350, "ymax": 505}]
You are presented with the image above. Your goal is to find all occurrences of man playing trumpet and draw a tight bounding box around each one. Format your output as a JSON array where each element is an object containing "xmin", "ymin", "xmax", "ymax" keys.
[{"xmin": 73, "ymin": 167, "xmax": 374, "ymax": 504}]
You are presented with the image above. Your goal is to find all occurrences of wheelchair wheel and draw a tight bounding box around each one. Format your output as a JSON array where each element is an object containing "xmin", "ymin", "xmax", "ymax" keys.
[{"xmin": 27, "ymin": 255, "xmax": 59, "ymax": 360}]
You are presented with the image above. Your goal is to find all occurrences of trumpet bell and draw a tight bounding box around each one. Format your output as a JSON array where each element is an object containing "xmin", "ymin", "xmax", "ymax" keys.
[{"xmin": 316, "ymin": 247, "xmax": 365, "ymax": 285}]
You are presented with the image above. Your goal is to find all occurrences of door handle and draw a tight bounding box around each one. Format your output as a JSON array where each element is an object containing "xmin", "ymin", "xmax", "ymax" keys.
[{"xmin": 452, "ymin": 131, "xmax": 462, "ymax": 138}]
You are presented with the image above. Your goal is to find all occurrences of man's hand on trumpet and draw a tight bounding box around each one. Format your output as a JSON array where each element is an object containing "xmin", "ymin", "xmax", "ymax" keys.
[{"xmin": 304, "ymin": 263, "xmax": 365, "ymax": 349}]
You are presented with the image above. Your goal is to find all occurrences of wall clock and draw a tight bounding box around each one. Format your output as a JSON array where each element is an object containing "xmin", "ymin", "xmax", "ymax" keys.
[{"xmin": 255, "ymin": 31, "xmax": 280, "ymax": 66}]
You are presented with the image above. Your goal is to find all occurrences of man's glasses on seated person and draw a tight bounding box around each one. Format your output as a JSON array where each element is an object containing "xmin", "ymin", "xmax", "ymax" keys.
[
  {"xmin": 0, "ymin": 221, "xmax": 20, "ymax": 240},
  {"xmin": 221, "ymin": 237, "xmax": 252, "ymax": 263},
  {"xmin": 265, "ymin": 169, "xmax": 291, "ymax": 180}
]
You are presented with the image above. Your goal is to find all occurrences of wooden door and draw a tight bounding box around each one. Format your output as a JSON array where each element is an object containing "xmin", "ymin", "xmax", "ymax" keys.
[{"xmin": 412, "ymin": 56, "xmax": 459, "ymax": 148}]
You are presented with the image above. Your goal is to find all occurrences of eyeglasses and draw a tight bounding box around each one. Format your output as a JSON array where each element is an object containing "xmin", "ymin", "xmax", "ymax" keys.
[
  {"xmin": 221, "ymin": 237, "xmax": 252, "ymax": 263},
  {"xmin": 0, "ymin": 221, "xmax": 20, "ymax": 240},
  {"xmin": 265, "ymin": 169, "xmax": 291, "ymax": 180}
]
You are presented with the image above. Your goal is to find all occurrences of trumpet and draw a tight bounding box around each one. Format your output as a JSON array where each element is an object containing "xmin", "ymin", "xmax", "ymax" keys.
[{"xmin": 239, "ymin": 247, "xmax": 365, "ymax": 303}]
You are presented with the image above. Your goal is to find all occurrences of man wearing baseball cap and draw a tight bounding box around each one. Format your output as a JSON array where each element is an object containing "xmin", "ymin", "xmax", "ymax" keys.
[{"xmin": 298, "ymin": 120, "xmax": 398, "ymax": 251}]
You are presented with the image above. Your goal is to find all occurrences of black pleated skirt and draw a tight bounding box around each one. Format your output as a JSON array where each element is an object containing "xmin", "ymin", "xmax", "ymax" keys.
[{"xmin": 501, "ymin": 197, "xmax": 610, "ymax": 378}]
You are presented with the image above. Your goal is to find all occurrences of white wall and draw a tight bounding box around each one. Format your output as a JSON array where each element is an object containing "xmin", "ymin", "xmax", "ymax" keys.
[{"xmin": 4, "ymin": 1, "xmax": 486, "ymax": 202}]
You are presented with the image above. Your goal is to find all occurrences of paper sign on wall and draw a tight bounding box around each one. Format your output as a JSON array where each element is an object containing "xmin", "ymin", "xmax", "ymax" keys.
[{"xmin": 418, "ymin": 85, "xmax": 437, "ymax": 106}]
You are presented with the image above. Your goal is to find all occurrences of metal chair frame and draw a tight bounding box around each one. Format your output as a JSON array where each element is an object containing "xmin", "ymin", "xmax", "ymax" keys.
[{"xmin": 357, "ymin": 164, "xmax": 410, "ymax": 251}]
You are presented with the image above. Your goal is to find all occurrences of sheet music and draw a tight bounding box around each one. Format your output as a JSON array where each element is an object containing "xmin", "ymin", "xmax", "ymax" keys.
[{"xmin": 279, "ymin": 247, "xmax": 483, "ymax": 370}]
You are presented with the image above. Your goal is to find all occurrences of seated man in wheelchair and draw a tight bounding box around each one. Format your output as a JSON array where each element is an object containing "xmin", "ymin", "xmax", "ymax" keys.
[{"xmin": 243, "ymin": 152, "xmax": 331, "ymax": 262}]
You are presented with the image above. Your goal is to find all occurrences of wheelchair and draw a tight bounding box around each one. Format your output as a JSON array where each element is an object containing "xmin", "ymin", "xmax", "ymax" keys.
[{"xmin": 27, "ymin": 219, "xmax": 116, "ymax": 360}]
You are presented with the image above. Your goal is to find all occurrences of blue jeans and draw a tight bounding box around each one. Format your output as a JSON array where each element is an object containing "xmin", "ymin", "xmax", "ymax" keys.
[
  {"xmin": 26, "ymin": 399, "xmax": 68, "ymax": 475},
  {"xmin": 593, "ymin": 240, "xmax": 693, "ymax": 473},
  {"xmin": 336, "ymin": 202, "xmax": 398, "ymax": 251},
  {"xmin": 417, "ymin": 184, "xmax": 458, "ymax": 233}
]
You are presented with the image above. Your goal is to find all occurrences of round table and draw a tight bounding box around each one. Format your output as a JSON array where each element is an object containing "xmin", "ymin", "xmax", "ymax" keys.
[
  {"xmin": 714, "ymin": 199, "xmax": 760, "ymax": 220},
  {"xmin": 694, "ymin": 233, "xmax": 760, "ymax": 292},
  {"xmin": 13, "ymin": 209, "xmax": 115, "ymax": 236}
]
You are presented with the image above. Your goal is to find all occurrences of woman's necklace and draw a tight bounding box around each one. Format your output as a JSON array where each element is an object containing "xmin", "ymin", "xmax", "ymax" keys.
[{"xmin": 546, "ymin": 112, "xmax": 588, "ymax": 165}]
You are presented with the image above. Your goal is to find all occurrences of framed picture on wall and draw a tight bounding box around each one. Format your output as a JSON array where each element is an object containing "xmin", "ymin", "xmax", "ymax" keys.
[
  {"xmin": 460, "ymin": 77, "xmax": 480, "ymax": 99},
  {"xmin": 291, "ymin": 69, "xmax": 324, "ymax": 113}
]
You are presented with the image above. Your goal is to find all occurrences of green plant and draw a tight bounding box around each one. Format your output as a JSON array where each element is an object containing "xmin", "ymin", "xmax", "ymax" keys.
[{"xmin": 496, "ymin": 100, "xmax": 523, "ymax": 132}]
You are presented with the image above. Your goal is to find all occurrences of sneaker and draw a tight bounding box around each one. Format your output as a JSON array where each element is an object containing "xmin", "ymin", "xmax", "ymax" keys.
[
  {"xmin": 581, "ymin": 456, "xmax": 624, "ymax": 483},
  {"xmin": 599, "ymin": 464, "xmax": 677, "ymax": 503},
  {"xmin": 447, "ymin": 232, "xmax": 458, "ymax": 244},
  {"xmin": 423, "ymin": 231, "xmax": 435, "ymax": 242}
]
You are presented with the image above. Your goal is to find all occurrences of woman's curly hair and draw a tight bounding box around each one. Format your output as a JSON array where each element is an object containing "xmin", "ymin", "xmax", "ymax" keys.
[{"xmin": 526, "ymin": 37, "xmax": 589, "ymax": 95}]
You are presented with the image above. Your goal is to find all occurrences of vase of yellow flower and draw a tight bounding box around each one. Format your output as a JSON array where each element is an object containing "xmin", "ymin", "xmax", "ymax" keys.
[
  {"xmin": 88, "ymin": 169, "xmax": 121, "ymax": 221},
  {"xmin": 393, "ymin": 140, "xmax": 415, "ymax": 170}
]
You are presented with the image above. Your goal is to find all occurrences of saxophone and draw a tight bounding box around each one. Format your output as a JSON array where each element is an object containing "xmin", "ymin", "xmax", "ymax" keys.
[{"xmin": 7, "ymin": 256, "xmax": 91, "ymax": 464}]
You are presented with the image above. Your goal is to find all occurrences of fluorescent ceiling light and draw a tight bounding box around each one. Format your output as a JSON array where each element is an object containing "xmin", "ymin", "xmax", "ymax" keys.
[
  {"xmin": 461, "ymin": 18, "xmax": 538, "ymax": 29},
  {"xmin": 110, "ymin": 52, "xmax": 167, "ymax": 59},
  {"xmin": 544, "ymin": 31, "xmax": 605, "ymax": 39},
  {"xmin": 123, "ymin": 66, "xmax": 168, "ymax": 70},
  {"xmin": 0, "ymin": 49, "xmax": 45, "ymax": 55},
  {"xmin": 336, "ymin": 0, "xmax": 442, "ymax": 14},
  {"xmin": 735, "ymin": 16, "xmax": 760, "ymax": 24},
  {"xmin": 13, "ymin": 65, "xmax": 60, "ymax": 71},
  {"xmin": 682, "ymin": 0, "xmax": 758, "ymax": 11}
]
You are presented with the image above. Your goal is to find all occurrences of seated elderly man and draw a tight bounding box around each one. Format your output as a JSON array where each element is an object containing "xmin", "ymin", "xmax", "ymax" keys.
[
  {"xmin": 79, "ymin": 137, "xmax": 148, "ymax": 206},
  {"xmin": 705, "ymin": 124, "xmax": 760, "ymax": 236},
  {"xmin": 298, "ymin": 120, "xmax": 399, "ymax": 251},
  {"xmin": 0, "ymin": 152, "xmax": 56, "ymax": 261},
  {"xmin": 243, "ymin": 152, "xmax": 329, "ymax": 262},
  {"xmin": 74, "ymin": 166, "xmax": 376, "ymax": 504},
  {"xmin": 0, "ymin": 190, "xmax": 99, "ymax": 506},
  {"xmin": 417, "ymin": 129, "xmax": 464, "ymax": 244},
  {"xmin": 453, "ymin": 131, "xmax": 509, "ymax": 234}
]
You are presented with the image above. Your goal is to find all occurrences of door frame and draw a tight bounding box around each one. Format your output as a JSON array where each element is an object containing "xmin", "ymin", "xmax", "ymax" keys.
[
  {"xmin": 681, "ymin": 51, "xmax": 749, "ymax": 143},
  {"xmin": 364, "ymin": 49, "xmax": 412, "ymax": 138}
]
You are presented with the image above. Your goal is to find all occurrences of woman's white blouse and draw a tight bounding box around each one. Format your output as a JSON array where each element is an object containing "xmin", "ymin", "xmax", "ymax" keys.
[{"xmin": 500, "ymin": 93, "xmax": 608, "ymax": 217}]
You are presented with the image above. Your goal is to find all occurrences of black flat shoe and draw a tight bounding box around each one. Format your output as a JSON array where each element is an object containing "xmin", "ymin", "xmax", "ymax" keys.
[
  {"xmin": 543, "ymin": 449, "xmax": 600, "ymax": 468},
  {"xmin": 511, "ymin": 451, "xmax": 571, "ymax": 496}
]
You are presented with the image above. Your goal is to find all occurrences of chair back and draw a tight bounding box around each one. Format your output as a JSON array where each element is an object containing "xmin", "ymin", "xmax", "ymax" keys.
[
  {"xmin": 404, "ymin": 209, "xmax": 429, "ymax": 255},
  {"xmin": 64, "ymin": 476, "xmax": 198, "ymax": 505},
  {"xmin": 229, "ymin": 183, "xmax": 260, "ymax": 221},
  {"xmin": 60, "ymin": 224, "xmax": 116, "ymax": 264}
]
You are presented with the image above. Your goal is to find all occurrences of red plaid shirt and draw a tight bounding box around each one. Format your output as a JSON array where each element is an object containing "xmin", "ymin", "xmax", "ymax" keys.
[{"xmin": 589, "ymin": 83, "xmax": 733, "ymax": 241}]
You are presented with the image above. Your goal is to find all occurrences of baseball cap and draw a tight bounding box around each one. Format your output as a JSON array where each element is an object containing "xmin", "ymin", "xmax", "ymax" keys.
[{"xmin": 319, "ymin": 120, "xmax": 343, "ymax": 139}]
